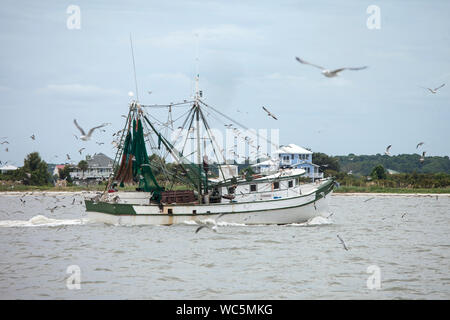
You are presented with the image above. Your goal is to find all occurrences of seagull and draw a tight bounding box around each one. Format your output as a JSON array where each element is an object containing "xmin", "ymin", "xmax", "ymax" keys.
[
  {"xmin": 364, "ymin": 197, "xmax": 375, "ymax": 202},
  {"xmin": 66, "ymin": 154, "xmax": 71, "ymax": 161},
  {"xmin": 419, "ymin": 151, "xmax": 426, "ymax": 163},
  {"xmin": 78, "ymin": 148, "xmax": 85, "ymax": 155},
  {"xmin": 224, "ymin": 124, "xmax": 233, "ymax": 128},
  {"xmin": 295, "ymin": 57, "xmax": 368, "ymax": 78},
  {"xmin": 262, "ymin": 106, "xmax": 278, "ymax": 120},
  {"xmin": 401, "ymin": 212, "xmax": 407, "ymax": 218},
  {"xmin": 96, "ymin": 142, "xmax": 105, "ymax": 145},
  {"xmin": 73, "ymin": 119, "xmax": 107, "ymax": 141},
  {"xmin": 195, "ymin": 213, "xmax": 226, "ymax": 233},
  {"xmin": 337, "ymin": 235, "xmax": 349, "ymax": 251},
  {"xmin": 421, "ymin": 83, "xmax": 445, "ymax": 94},
  {"xmin": 46, "ymin": 206, "xmax": 59, "ymax": 213},
  {"xmin": 416, "ymin": 142, "xmax": 424, "ymax": 149},
  {"xmin": 0, "ymin": 141, "xmax": 9, "ymax": 144},
  {"xmin": 30, "ymin": 134, "xmax": 35, "ymax": 140},
  {"xmin": 385, "ymin": 145, "xmax": 392, "ymax": 156}
]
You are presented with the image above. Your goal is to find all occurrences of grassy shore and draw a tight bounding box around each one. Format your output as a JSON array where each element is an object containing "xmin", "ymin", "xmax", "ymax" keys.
[{"xmin": 334, "ymin": 185, "xmax": 450, "ymax": 194}]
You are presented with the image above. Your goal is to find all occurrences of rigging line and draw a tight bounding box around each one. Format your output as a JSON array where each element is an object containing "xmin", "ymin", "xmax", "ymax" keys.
[
  {"xmin": 197, "ymin": 106, "xmax": 232, "ymax": 182},
  {"xmin": 141, "ymin": 119, "xmax": 176, "ymax": 185},
  {"xmin": 142, "ymin": 115, "xmax": 199, "ymax": 188},
  {"xmin": 140, "ymin": 101, "xmax": 194, "ymax": 108},
  {"xmin": 129, "ymin": 34, "xmax": 139, "ymax": 101},
  {"xmin": 199, "ymin": 99, "xmax": 279, "ymax": 149},
  {"xmin": 103, "ymin": 103, "xmax": 135, "ymax": 195},
  {"xmin": 179, "ymin": 105, "xmax": 197, "ymax": 160}
]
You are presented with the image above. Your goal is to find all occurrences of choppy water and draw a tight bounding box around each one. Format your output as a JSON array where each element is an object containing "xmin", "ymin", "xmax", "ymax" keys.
[{"xmin": 0, "ymin": 192, "xmax": 449, "ymax": 299}]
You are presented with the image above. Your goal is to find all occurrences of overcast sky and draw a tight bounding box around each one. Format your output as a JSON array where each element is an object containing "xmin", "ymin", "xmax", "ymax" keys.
[{"xmin": 0, "ymin": 0, "xmax": 449, "ymax": 166}]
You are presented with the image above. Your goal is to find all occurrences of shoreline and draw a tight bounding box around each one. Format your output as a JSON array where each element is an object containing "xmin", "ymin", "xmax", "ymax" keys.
[
  {"xmin": 0, "ymin": 190, "xmax": 449, "ymax": 197},
  {"xmin": 332, "ymin": 192, "xmax": 449, "ymax": 197}
]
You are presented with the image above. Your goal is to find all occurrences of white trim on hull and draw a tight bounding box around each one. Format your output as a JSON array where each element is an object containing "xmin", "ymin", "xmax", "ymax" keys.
[{"xmin": 87, "ymin": 190, "xmax": 332, "ymax": 226}]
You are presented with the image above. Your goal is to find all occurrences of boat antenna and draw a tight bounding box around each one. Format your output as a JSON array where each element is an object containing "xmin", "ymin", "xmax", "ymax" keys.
[
  {"xmin": 129, "ymin": 33, "xmax": 139, "ymax": 102},
  {"xmin": 194, "ymin": 33, "xmax": 201, "ymax": 100}
]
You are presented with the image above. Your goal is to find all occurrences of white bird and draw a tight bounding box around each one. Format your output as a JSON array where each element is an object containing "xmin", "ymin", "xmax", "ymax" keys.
[
  {"xmin": 416, "ymin": 142, "xmax": 424, "ymax": 149},
  {"xmin": 262, "ymin": 106, "xmax": 278, "ymax": 120},
  {"xmin": 195, "ymin": 213, "xmax": 226, "ymax": 233},
  {"xmin": 73, "ymin": 119, "xmax": 107, "ymax": 141},
  {"xmin": 337, "ymin": 235, "xmax": 349, "ymax": 251},
  {"xmin": 421, "ymin": 83, "xmax": 445, "ymax": 94},
  {"xmin": 0, "ymin": 141, "xmax": 9, "ymax": 144},
  {"xmin": 96, "ymin": 142, "xmax": 105, "ymax": 145},
  {"xmin": 295, "ymin": 57, "xmax": 368, "ymax": 78},
  {"xmin": 385, "ymin": 145, "xmax": 392, "ymax": 156},
  {"xmin": 66, "ymin": 154, "xmax": 71, "ymax": 160},
  {"xmin": 78, "ymin": 148, "xmax": 85, "ymax": 155},
  {"xmin": 30, "ymin": 134, "xmax": 35, "ymax": 140},
  {"xmin": 419, "ymin": 151, "xmax": 426, "ymax": 163}
]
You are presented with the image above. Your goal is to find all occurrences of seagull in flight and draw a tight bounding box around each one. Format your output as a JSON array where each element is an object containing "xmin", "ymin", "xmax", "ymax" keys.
[
  {"xmin": 337, "ymin": 234, "xmax": 349, "ymax": 251},
  {"xmin": 262, "ymin": 106, "xmax": 278, "ymax": 120},
  {"xmin": 419, "ymin": 151, "xmax": 426, "ymax": 163},
  {"xmin": 30, "ymin": 134, "xmax": 35, "ymax": 140},
  {"xmin": 195, "ymin": 213, "xmax": 226, "ymax": 233},
  {"xmin": 421, "ymin": 83, "xmax": 445, "ymax": 94},
  {"xmin": 385, "ymin": 145, "xmax": 392, "ymax": 156},
  {"xmin": 78, "ymin": 148, "xmax": 85, "ymax": 155},
  {"xmin": 416, "ymin": 142, "xmax": 424, "ymax": 149},
  {"xmin": 73, "ymin": 119, "xmax": 107, "ymax": 141},
  {"xmin": 295, "ymin": 57, "xmax": 368, "ymax": 78}
]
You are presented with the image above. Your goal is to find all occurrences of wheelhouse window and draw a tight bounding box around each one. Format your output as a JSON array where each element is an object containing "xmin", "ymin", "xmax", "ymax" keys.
[
  {"xmin": 288, "ymin": 180, "xmax": 293, "ymax": 188},
  {"xmin": 273, "ymin": 181, "xmax": 280, "ymax": 189},
  {"xmin": 250, "ymin": 184, "xmax": 257, "ymax": 192}
]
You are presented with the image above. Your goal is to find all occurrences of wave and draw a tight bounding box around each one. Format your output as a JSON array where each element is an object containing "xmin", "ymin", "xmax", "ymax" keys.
[
  {"xmin": 0, "ymin": 215, "xmax": 88, "ymax": 228},
  {"xmin": 287, "ymin": 216, "xmax": 333, "ymax": 227}
]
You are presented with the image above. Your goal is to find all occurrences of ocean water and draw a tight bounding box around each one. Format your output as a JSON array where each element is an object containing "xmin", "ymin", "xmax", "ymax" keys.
[{"xmin": 0, "ymin": 192, "xmax": 449, "ymax": 299}]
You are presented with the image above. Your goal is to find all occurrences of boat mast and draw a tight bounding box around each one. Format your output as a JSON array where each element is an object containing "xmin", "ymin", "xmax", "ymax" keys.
[{"xmin": 194, "ymin": 74, "xmax": 202, "ymax": 203}]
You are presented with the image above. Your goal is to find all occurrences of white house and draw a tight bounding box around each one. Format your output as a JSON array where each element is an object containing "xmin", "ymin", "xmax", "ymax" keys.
[
  {"xmin": 252, "ymin": 144, "xmax": 323, "ymax": 179},
  {"xmin": 0, "ymin": 164, "xmax": 18, "ymax": 174},
  {"xmin": 250, "ymin": 159, "xmax": 279, "ymax": 174},
  {"xmin": 70, "ymin": 153, "xmax": 114, "ymax": 182}
]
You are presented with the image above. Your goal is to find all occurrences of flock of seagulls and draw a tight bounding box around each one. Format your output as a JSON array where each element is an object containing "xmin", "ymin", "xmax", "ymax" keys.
[{"xmin": 384, "ymin": 142, "xmax": 427, "ymax": 163}]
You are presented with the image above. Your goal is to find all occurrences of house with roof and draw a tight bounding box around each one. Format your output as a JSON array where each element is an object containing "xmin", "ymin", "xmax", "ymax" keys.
[
  {"xmin": 252, "ymin": 144, "xmax": 323, "ymax": 180},
  {"xmin": 70, "ymin": 153, "xmax": 114, "ymax": 183},
  {"xmin": 0, "ymin": 164, "xmax": 18, "ymax": 174}
]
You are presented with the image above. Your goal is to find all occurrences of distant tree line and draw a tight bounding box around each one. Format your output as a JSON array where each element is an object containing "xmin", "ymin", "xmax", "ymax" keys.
[{"xmin": 312, "ymin": 153, "xmax": 450, "ymax": 189}]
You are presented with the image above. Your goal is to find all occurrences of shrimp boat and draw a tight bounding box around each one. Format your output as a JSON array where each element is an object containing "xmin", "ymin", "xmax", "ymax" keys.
[{"xmin": 85, "ymin": 84, "xmax": 335, "ymax": 225}]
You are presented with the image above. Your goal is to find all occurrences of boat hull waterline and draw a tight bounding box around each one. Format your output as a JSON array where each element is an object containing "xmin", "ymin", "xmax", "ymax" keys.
[{"xmin": 85, "ymin": 179, "xmax": 335, "ymax": 226}]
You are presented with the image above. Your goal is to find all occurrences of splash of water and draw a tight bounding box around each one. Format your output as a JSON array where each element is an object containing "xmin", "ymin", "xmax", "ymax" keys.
[{"xmin": 0, "ymin": 215, "xmax": 88, "ymax": 228}]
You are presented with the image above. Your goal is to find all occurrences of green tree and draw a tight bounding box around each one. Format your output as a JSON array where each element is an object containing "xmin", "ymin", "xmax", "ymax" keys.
[
  {"xmin": 312, "ymin": 152, "xmax": 340, "ymax": 172},
  {"xmin": 370, "ymin": 164, "xmax": 387, "ymax": 180},
  {"xmin": 58, "ymin": 165, "xmax": 73, "ymax": 183},
  {"xmin": 78, "ymin": 160, "xmax": 89, "ymax": 179},
  {"xmin": 21, "ymin": 152, "xmax": 51, "ymax": 185}
]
